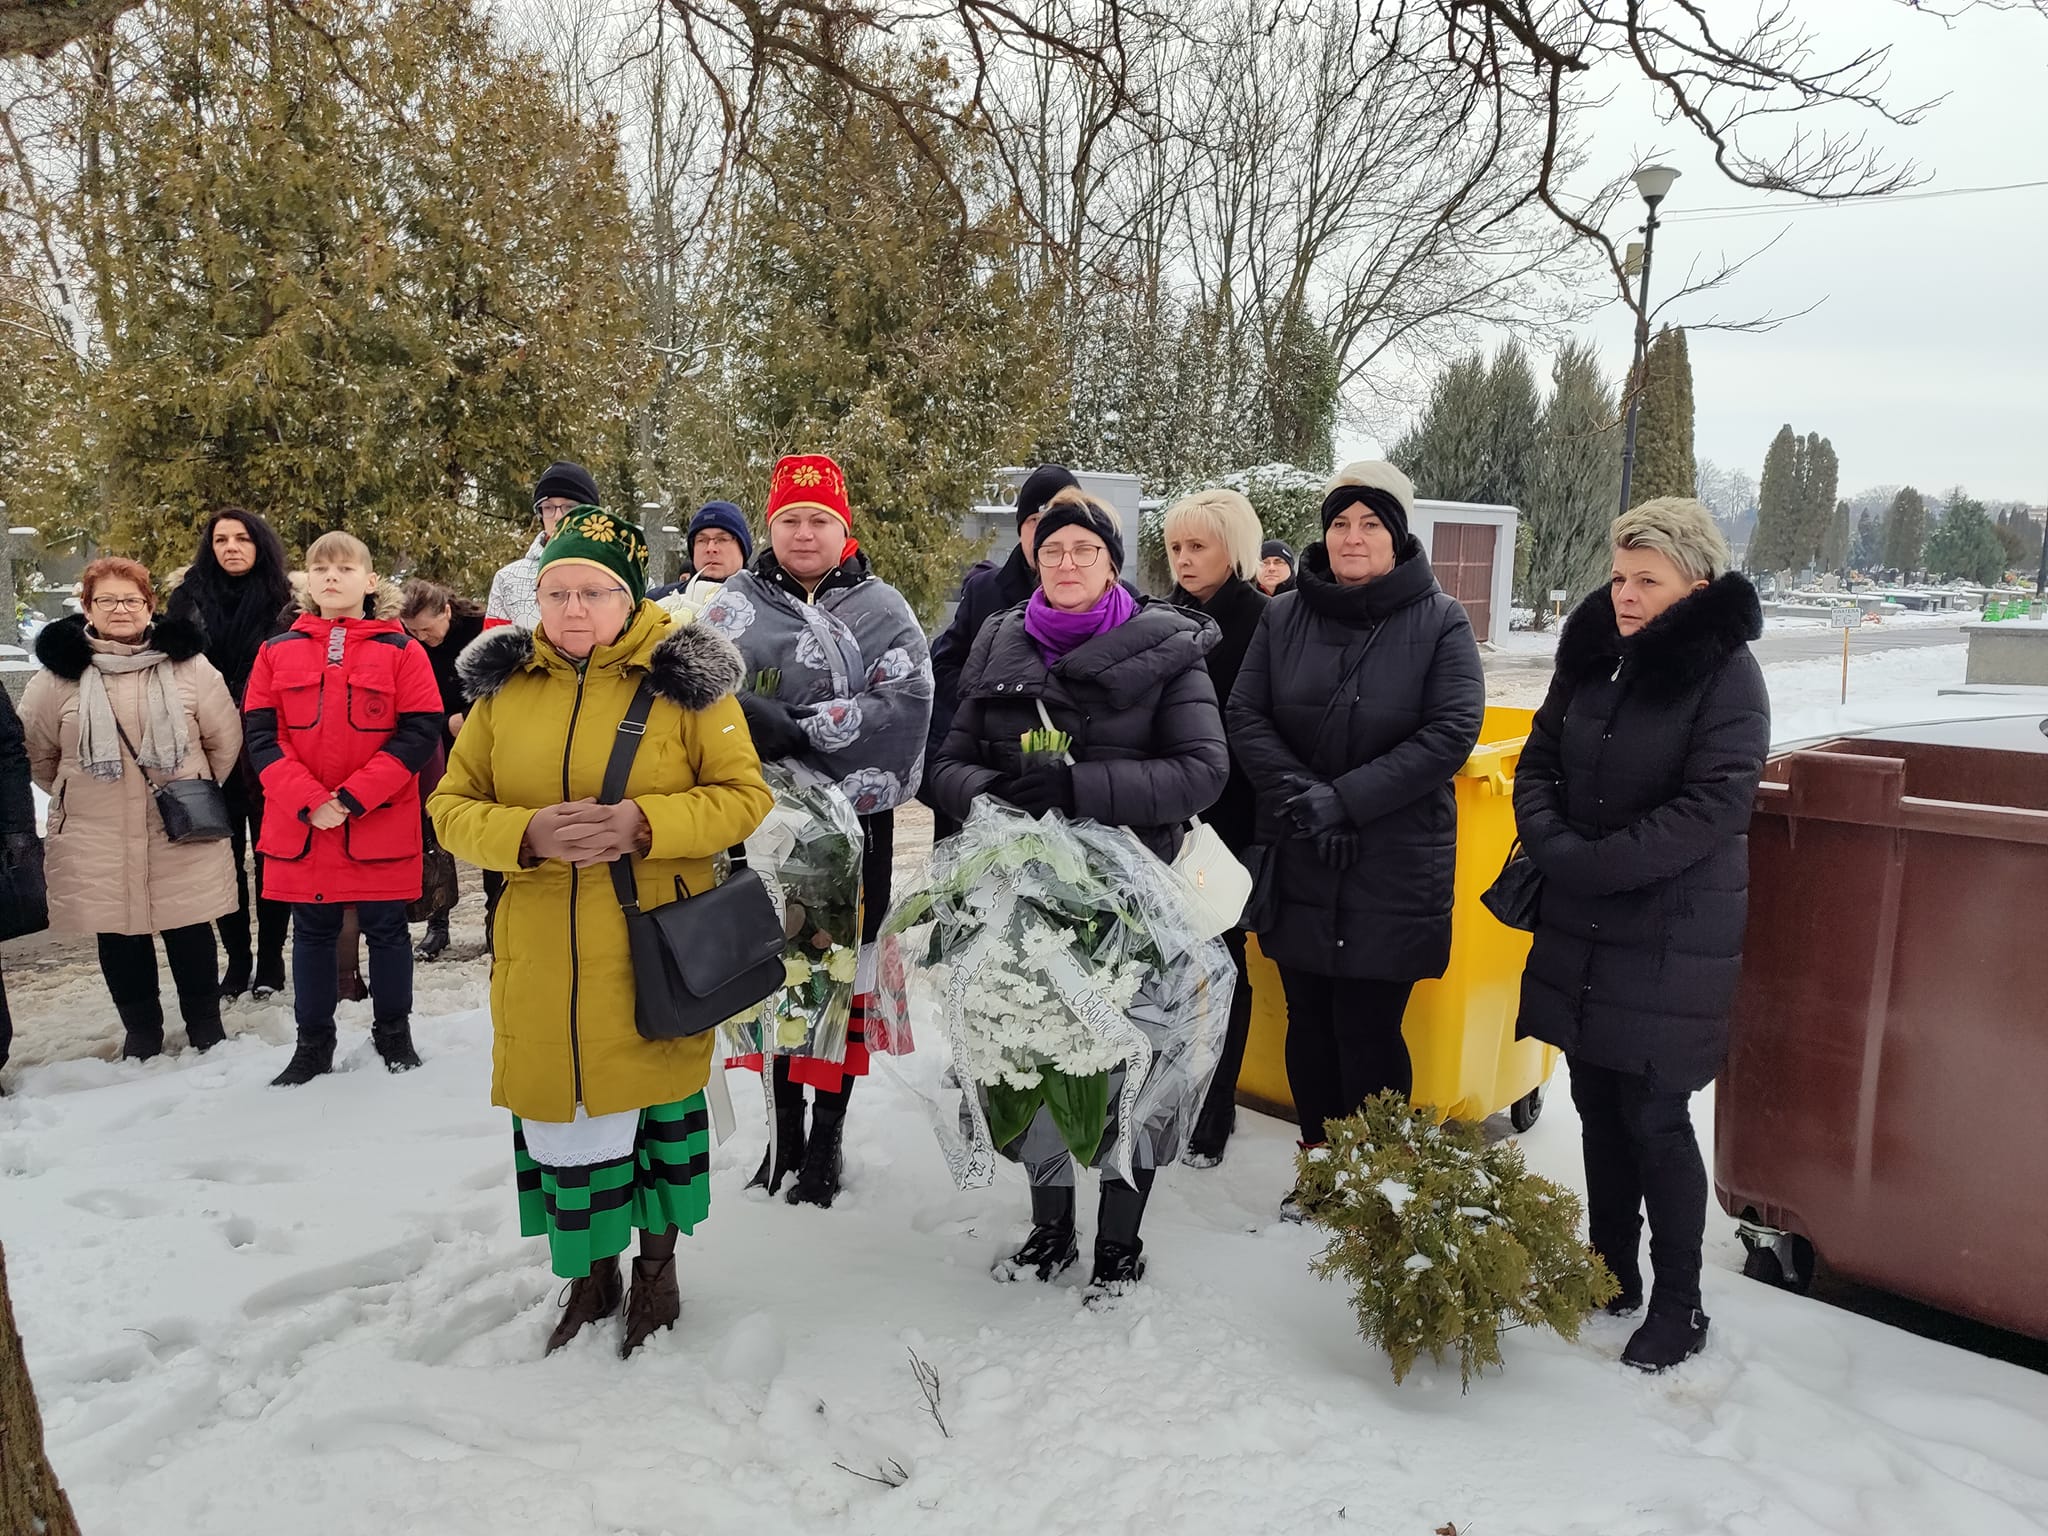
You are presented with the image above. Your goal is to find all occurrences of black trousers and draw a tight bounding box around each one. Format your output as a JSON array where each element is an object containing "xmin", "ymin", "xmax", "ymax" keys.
[
  {"xmin": 0, "ymin": 964, "xmax": 11, "ymax": 1070},
  {"xmin": 1277, "ymin": 965, "xmax": 1415, "ymax": 1144},
  {"xmin": 1569, "ymin": 1059, "xmax": 1706, "ymax": 1312},
  {"xmin": 97, "ymin": 924, "xmax": 220, "ymax": 1033},
  {"xmin": 220, "ymin": 772, "xmax": 290, "ymax": 981},
  {"xmin": 292, "ymin": 899, "xmax": 412, "ymax": 1034},
  {"xmin": 1189, "ymin": 926, "xmax": 1255, "ymax": 1154}
]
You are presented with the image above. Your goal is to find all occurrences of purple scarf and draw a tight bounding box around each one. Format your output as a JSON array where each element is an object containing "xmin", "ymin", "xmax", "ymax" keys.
[{"xmin": 1024, "ymin": 583, "xmax": 1138, "ymax": 666}]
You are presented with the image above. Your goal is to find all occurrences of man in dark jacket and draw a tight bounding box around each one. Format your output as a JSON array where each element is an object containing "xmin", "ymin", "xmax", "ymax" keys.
[
  {"xmin": 921, "ymin": 464, "xmax": 1080, "ymax": 837},
  {"xmin": 1229, "ymin": 461, "xmax": 1485, "ymax": 1219},
  {"xmin": 1514, "ymin": 496, "xmax": 1770, "ymax": 1373}
]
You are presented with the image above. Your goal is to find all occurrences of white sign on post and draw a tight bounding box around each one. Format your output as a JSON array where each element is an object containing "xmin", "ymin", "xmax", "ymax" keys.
[
  {"xmin": 1549, "ymin": 589, "xmax": 1568, "ymax": 602},
  {"xmin": 1828, "ymin": 607, "xmax": 1860, "ymax": 630}
]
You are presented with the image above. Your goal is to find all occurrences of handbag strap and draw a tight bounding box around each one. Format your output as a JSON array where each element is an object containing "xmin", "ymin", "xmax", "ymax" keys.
[{"xmin": 601, "ymin": 678, "xmax": 660, "ymax": 917}]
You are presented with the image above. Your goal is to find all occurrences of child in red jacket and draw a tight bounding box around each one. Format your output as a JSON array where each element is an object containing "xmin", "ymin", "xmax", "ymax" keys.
[{"xmin": 244, "ymin": 532, "xmax": 443, "ymax": 1086}]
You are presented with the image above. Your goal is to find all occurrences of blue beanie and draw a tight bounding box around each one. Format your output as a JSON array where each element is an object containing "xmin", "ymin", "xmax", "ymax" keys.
[{"xmin": 688, "ymin": 500, "xmax": 752, "ymax": 563}]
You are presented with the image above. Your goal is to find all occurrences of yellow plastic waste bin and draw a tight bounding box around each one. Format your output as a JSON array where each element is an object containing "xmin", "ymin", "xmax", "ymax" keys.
[{"xmin": 1236, "ymin": 705, "xmax": 1559, "ymax": 1131}]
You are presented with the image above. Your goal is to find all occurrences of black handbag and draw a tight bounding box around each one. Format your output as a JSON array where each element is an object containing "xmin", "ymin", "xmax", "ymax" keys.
[
  {"xmin": 1480, "ymin": 840, "xmax": 1543, "ymax": 932},
  {"xmin": 409, "ymin": 835, "xmax": 460, "ymax": 923},
  {"xmin": 112, "ymin": 715, "xmax": 232, "ymax": 844},
  {"xmin": 0, "ymin": 831, "xmax": 49, "ymax": 942},
  {"xmin": 601, "ymin": 679, "xmax": 787, "ymax": 1041}
]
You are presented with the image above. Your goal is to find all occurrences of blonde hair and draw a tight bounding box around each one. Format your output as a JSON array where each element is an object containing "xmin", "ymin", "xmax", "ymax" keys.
[
  {"xmin": 304, "ymin": 530, "xmax": 374, "ymax": 570},
  {"xmin": 1041, "ymin": 485, "xmax": 1122, "ymax": 531},
  {"xmin": 1611, "ymin": 497, "xmax": 1730, "ymax": 584},
  {"xmin": 1162, "ymin": 488, "xmax": 1263, "ymax": 579}
]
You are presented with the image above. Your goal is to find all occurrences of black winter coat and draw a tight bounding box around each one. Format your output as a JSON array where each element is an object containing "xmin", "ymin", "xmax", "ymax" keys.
[
  {"xmin": 922, "ymin": 547, "xmax": 1034, "ymax": 807},
  {"xmin": 930, "ymin": 599, "xmax": 1229, "ymax": 862},
  {"xmin": 1170, "ymin": 574, "xmax": 1268, "ymax": 856},
  {"xmin": 1229, "ymin": 542, "xmax": 1485, "ymax": 981},
  {"xmin": 1513, "ymin": 574, "xmax": 1771, "ymax": 1092}
]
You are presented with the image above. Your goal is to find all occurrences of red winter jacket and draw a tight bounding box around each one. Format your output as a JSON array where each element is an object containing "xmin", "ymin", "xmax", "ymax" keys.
[{"xmin": 244, "ymin": 614, "xmax": 443, "ymax": 904}]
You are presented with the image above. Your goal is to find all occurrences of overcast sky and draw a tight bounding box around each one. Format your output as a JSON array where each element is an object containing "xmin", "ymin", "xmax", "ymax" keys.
[{"xmin": 1343, "ymin": 1, "xmax": 2048, "ymax": 506}]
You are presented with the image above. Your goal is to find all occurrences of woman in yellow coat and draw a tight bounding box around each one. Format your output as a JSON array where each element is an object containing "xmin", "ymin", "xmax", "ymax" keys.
[{"xmin": 430, "ymin": 508, "xmax": 771, "ymax": 1358}]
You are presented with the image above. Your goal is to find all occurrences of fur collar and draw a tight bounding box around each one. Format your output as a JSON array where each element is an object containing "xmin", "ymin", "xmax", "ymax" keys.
[
  {"xmin": 1556, "ymin": 573, "xmax": 1763, "ymax": 699},
  {"xmin": 34, "ymin": 612, "xmax": 208, "ymax": 681},
  {"xmin": 456, "ymin": 619, "xmax": 744, "ymax": 712},
  {"xmin": 289, "ymin": 575, "xmax": 403, "ymax": 620}
]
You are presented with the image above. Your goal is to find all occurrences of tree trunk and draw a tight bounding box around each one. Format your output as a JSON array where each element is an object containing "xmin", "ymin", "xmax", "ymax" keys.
[{"xmin": 0, "ymin": 1242, "xmax": 82, "ymax": 1536}]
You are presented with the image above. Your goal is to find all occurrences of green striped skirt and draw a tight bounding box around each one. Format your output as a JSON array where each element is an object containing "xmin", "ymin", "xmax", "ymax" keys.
[{"xmin": 512, "ymin": 1095, "xmax": 711, "ymax": 1278}]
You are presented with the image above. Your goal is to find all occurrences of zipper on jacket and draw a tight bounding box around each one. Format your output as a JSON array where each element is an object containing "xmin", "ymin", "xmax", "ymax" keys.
[{"xmin": 561, "ymin": 669, "xmax": 590, "ymax": 1107}]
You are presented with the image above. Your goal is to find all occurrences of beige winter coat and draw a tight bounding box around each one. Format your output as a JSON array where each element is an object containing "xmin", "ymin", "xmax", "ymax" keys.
[{"xmin": 22, "ymin": 613, "xmax": 242, "ymax": 936}]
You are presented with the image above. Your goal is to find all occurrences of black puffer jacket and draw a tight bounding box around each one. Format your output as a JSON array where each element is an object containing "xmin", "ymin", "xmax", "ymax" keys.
[
  {"xmin": 1513, "ymin": 574, "xmax": 1771, "ymax": 1092},
  {"xmin": 1170, "ymin": 574, "xmax": 1267, "ymax": 857},
  {"xmin": 923, "ymin": 547, "xmax": 1035, "ymax": 803},
  {"xmin": 1229, "ymin": 541, "xmax": 1485, "ymax": 981},
  {"xmin": 931, "ymin": 599, "xmax": 1229, "ymax": 862}
]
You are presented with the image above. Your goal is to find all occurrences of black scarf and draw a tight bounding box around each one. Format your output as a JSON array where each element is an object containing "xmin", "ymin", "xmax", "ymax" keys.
[{"xmin": 175, "ymin": 567, "xmax": 293, "ymax": 701}]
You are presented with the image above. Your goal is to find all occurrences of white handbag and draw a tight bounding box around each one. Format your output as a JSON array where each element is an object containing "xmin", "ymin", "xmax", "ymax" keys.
[{"xmin": 1033, "ymin": 700, "xmax": 1249, "ymax": 941}]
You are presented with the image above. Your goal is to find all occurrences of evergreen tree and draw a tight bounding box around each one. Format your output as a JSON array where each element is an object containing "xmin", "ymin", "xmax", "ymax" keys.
[
  {"xmin": 1796, "ymin": 434, "xmax": 1840, "ymax": 568},
  {"xmin": 1924, "ymin": 490, "xmax": 2008, "ymax": 584},
  {"xmin": 1521, "ymin": 339, "xmax": 1620, "ymax": 627},
  {"xmin": 1748, "ymin": 425, "xmax": 1803, "ymax": 573},
  {"xmin": 67, "ymin": 0, "xmax": 645, "ymax": 587},
  {"xmin": 682, "ymin": 49, "xmax": 1058, "ymax": 620},
  {"xmin": 1396, "ymin": 342, "xmax": 1538, "ymax": 508},
  {"xmin": 1850, "ymin": 509, "xmax": 1884, "ymax": 571},
  {"xmin": 1881, "ymin": 486, "xmax": 1929, "ymax": 574},
  {"xmin": 1628, "ymin": 325, "xmax": 1695, "ymax": 506}
]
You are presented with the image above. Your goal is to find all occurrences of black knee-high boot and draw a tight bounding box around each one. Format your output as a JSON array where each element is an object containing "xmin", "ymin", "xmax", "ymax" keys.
[
  {"xmin": 748, "ymin": 1061, "xmax": 807, "ymax": 1195},
  {"xmin": 787, "ymin": 1078, "xmax": 851, "ymax": 1208}
]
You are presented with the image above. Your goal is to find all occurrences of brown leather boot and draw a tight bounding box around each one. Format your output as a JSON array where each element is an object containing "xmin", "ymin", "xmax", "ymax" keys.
[
  {"xmin": 619, "ymin": 1254, "xmax": 680, "ymax": 1358},
  {"xmin": 544, "ymin": 1258, "xmax": 622, "ymax": 1356}
]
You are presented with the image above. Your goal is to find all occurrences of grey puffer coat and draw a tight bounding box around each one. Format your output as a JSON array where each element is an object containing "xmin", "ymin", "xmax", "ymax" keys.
[
  {"xmin": 1513, "ymin": 574, "xmax": 1771, "ymax": 1092},
  {"xmin": 1228, "ymin": 540, "xmax": 1485, "ymax": 981},
  {"xmin": 930, "ymin": 599, "xmax": 1227, "ymax": 862}
]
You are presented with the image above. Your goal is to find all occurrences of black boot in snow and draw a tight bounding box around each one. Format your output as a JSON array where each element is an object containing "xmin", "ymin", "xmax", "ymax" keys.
[
  {"xmin": 271, "ymin": 1027, "xmax": 336, "ymax": 1087},
  {"xmin": 414, "ymin": 914, "xmax": 451, "ymax": 962},
  {"xmin": 1083, "ymin": 1238, "xmax": 1147, "ymax": 1305},
  {"xmin": 1622, "ymin": 1303, "xmax": 1710, "ymax": 1372},
  {"xmin": 992, "ymin": 1185, "xmax": 1078, "ymax": 1283},
  {"xmin": 787, "ymin": 1084, "xmax": 848, "ymax": 1208},
  {"xmin": 251, "ymin": 953, "xmax": 287, "ymax": 1001},
  {"xmin": 748, "ymin": 1090, "xmax": 807, "ymax": 1196},
  {"xmin": 218, "ymin": 963, "xmax": 251, "ymax": 1004},
  {"xmin": 181, "ymin": 995, "xmax": 227, "ymax": 1053},
  {"xmin": 116, "ymin": 1000, "xmax": 165, "ymax": 1062},
  {"xmin": 371, "ymin": 1015, "xmax": 423, "ymax": 1073}
]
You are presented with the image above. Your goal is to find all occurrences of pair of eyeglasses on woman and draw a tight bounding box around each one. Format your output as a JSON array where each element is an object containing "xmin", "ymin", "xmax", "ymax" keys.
[
  {"xmin": 537, "ymin": 585, "xmax": 629, "ymax": 610},
  {"xmin": 90, "ymin": 596, "xmax": 147, "ymax": 612},
  {"xmin": 1039, "ymin": 546, "xmax": 1102, "ymax": 569}
]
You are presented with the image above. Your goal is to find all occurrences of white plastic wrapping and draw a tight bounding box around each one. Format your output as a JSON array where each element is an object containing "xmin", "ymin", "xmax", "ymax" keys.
[{"xmin": 873, "ymin": 797, "xmax": 1233, "ymax": 1188}]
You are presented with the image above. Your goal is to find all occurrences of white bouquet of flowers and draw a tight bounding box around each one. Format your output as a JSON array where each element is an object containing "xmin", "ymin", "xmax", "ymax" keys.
[{"xmin": 873, "ymin": 796, "xmax": 1233, "ymax": 1188}]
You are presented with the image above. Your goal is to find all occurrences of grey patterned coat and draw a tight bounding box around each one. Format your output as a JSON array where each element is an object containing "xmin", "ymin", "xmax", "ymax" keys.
[{"xmin": 699, "ymin": 551, "xmax": 933, "ymax": 814}]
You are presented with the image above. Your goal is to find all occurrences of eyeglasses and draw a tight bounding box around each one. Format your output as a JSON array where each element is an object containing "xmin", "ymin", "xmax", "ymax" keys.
[
  {"xmin": 1039, "ymin": 545, "xmax": 1103, "ymax": 569},
  {"xmin": 538, "ymin": 585, "xmax": 629, "ymax": 611},
  {"xmin": 91, "ymin": 596, "xmax": 147, "ymax": 612}
]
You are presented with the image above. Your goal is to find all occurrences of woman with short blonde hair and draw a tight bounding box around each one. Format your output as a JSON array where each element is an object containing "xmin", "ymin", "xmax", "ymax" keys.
[
  {"xmin": 1162, "ymin": 488, "xmax": 1262, "ymax": 581},
  {"xmin": 1513, "ymin": 494, "xmax": 1769, "ymax": 1372}
]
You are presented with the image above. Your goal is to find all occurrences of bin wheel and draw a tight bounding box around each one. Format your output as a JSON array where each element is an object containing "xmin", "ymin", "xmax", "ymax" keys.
[
  {"xmin": 1509, "ymin": 1087, "xmax": 1544, "ymax": 1133},
  {"xmin": 1740, "ymin": 1233, "xmax": 1816, "ymax": 1295}
]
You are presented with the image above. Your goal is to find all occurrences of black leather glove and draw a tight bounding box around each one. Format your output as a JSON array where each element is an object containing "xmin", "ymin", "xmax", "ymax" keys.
[
  {"xmin": 1287, "ymin": 782, "xmax": 1349, "ymax": 839},
  {"xmin": 1004, "ymin": 762, "xmax": 1075, "ymax": 817},
  {"xmin": 739, "ymin": 693, "xmax": 809, "ymax": 760},
  {"xmin": 1315, "ymin": 830, "xmax": 1361, "ymax": 870}
]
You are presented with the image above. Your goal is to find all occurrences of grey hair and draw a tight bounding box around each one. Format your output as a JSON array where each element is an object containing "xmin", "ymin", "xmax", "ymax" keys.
[
  {"xmin": 1611, "ymin": 497, "xmax": 1730, "ymax": 584},
  {"xmin": 1161, "ymin": 488, "xmax": 1264, "ymax": 580}
]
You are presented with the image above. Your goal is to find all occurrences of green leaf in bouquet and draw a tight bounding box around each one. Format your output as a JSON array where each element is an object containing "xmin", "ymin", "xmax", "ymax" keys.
[
  {"xmin": 749, "ymin": 667, "xmax": 783, "ymax": 698},
  {"xmin": 986, "ymin": 1078, "xmax": 1046, "ymax": 1153},
  {"xmin": 1042, "ymin": 1067, "xmax": 1111, "ymax": 1166}
]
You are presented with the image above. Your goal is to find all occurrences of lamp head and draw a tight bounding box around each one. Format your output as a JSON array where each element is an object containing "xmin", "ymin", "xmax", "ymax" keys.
[{"xmin": 1633, "ymin": 164, "xmax": 1680, "ymax": 207}]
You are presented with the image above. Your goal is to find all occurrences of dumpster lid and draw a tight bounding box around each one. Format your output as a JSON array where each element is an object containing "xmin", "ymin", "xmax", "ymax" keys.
[{"xmin": 1839, "ymin": 715, "xmax": 2048, "ymax": 755}]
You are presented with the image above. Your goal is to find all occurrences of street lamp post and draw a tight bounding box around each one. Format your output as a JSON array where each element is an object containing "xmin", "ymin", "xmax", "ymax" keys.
[{"xmin": 1616, "ymin": 164, "xmax": 1680, "ymax": 516}]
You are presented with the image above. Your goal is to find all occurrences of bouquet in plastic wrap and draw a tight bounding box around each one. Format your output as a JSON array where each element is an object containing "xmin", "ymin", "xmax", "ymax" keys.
[
  {"xmin": 874, "ymin": 796, "xmax": 1234, "ymax": 1188},
  {"xmin": 723, "ymin": 760, "xmax": 864, "ymax": 1062}
]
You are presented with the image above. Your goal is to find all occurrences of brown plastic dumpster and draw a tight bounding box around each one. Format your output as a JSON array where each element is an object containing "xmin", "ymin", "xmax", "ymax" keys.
[{"xmin": 1716, "ymin": 714, "xmax": 2048, "ymax": 1340}]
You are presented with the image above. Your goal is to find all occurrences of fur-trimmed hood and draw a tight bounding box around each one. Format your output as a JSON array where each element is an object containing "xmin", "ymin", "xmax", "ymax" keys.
[
  {"xmin": 34, "ymin": 611, "xmax": 209, "ymax": 681},
  {"xmin": 1556, "ymin": 572, "xmax": 1763, "ymax": 700},
  {"xmin": 456, "ymin": 608, "xmax": 745, "ymax": 712},
  {"xmin": 290, "ymin": 572, "xmax": 403, "ymax": 621}
]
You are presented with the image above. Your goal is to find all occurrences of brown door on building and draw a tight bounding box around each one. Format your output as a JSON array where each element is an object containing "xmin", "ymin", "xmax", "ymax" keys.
[{"xmin": 1430, "ymin": 522, "xmax": 1497, "ymax": 640}]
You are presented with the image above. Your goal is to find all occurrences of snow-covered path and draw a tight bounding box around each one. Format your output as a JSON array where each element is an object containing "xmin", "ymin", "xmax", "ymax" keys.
[
  {"xmin": 6, "ymin": 987, "xmax": 2047, "ymax": 1536},
  {"xmin": 5, "ymin": 634, "xmax": 2046, "ymax": 1535}
]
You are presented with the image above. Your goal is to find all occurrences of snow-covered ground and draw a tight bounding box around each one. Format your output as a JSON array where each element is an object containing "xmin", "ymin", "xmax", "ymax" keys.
[{"xmin": 5, "ymin": 638, "xmax": 2046, "ymax": 1535}]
